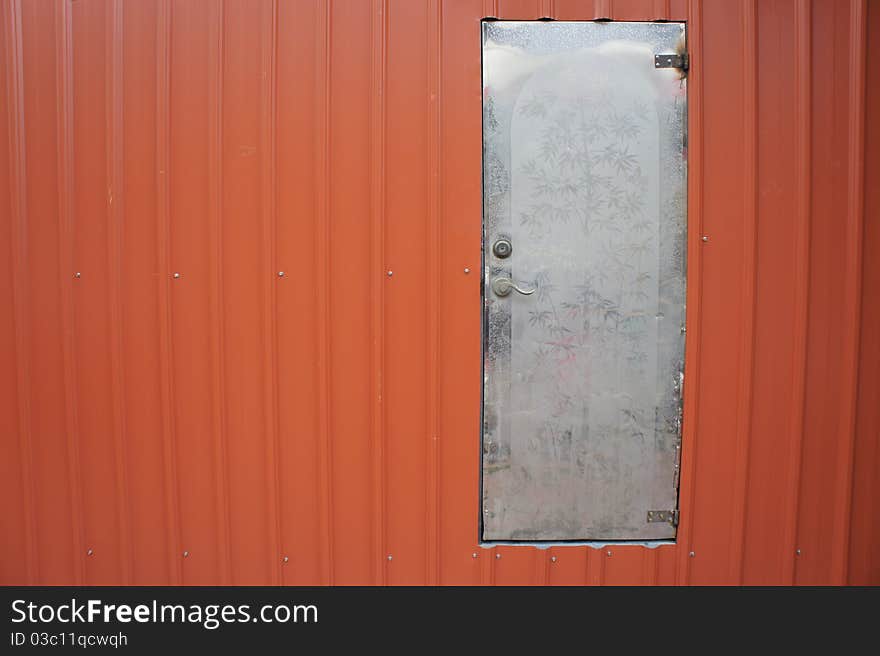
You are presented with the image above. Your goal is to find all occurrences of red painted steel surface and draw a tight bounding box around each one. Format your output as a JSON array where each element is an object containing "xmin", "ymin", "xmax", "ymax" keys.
[{"xmin": 0, "ymin": 0, "xmax": 876, "ymax": 585}]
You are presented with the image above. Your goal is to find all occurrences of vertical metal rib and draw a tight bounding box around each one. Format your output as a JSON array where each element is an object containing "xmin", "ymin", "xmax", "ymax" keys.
[
  {"xmin": 425, "ymin": 0, "xmax": 442, "ymax": 586},
  {"xmin": 595, "ymin": 0, "xmax": 612, "ymax": 21},
  {"xmin": 481, "ymin": 548, "xmax": 495, "ymax": 585},
  {"xmin": 535, "ymin": 550, "xmax": 549, "ymax": 585},
  {"xmin": 644, "ymin": 549, "xmax": 659, "ymax": 585},
  {"xmin": 831, "ymin": 0, "xmax": 867, "ymax": 585},
  {"xmin": 728, "ymin": 0, "xmax": 758, "ymax": 585},
  {"xmin": 3, "ymin": 0, "xmax": 38, "ymax": 584},
  {"xmin": 55, "ymin": 0, "xmax": 84, "ymax": 585},
  {"xmin": 208, "ymin": 0, "xmax": 232, "ymax": 586},
  {"xmin": 369, "ymin": 0, "xmax": 388, "ymax": 585},
  {"xmin": 155, "ymin": 0, "xmax": 182, "ymax": 585},
  {"xmin": 314, "ymin": 0, "xmax": 334, "ymax": 586},
  {"xmin": 260, "ymin": 0, "xmax": 282, "ymax": 587},
  {"xmin": 653, "ymin": 0, "xmax": 671, "ymax": 21},
  {"xmin": 782, "ymin": 0, "xmax": 812, "ymax": 585},
  {"xmin": 585, "ymin": 548, "xmax": 603, "ymax": 585},
  {"xmin": 107, "ymin": 0, "xmax": 133, "ymax": 585}
]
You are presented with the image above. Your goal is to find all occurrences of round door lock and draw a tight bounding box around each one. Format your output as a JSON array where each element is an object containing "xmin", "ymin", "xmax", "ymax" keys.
[{"xmin": 492, "ymin": 238, "xmax": 512, "ymax": 259}]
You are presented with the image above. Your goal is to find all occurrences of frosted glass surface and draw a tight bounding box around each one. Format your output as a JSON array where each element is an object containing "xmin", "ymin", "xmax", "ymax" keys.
[{"xmin": 482, "ymin": 21, "xmax": 687, "ymax": 541}]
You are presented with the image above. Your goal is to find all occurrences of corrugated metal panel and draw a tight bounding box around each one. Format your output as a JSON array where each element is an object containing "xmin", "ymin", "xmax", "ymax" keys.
[{"xmin": 0, "ymin": 0, "xmax": 876, "ymax": 586}]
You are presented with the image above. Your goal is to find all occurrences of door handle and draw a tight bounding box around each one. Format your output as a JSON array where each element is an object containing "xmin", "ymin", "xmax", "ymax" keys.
[{"xmin": 491, "ymin": 277, "xmax": 536, "ymax": 297}]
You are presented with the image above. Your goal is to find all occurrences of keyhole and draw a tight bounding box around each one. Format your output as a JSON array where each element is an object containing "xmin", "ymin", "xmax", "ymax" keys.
[{"xmin": 493, "ymin": 239, "xmax": 512, "ymax": 259}]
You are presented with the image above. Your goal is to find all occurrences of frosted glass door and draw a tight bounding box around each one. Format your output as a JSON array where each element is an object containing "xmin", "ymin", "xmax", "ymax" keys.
[{"xmin": 481, "ymin": 21, "xmax": 688, "ymax": 541}]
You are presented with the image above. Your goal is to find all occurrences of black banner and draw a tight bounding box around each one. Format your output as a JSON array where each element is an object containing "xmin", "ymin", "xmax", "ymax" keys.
[{"xmin": 1, "ymin": 586, "xmax": 874, "ymax": 652}]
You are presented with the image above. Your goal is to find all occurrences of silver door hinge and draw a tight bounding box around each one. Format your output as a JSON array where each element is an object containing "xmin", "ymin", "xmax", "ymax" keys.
[
  {"xmin": 654, "ymin": 52, "xmax": 689, "ymax": 72},
  {"xmin": 647, "ymin": 509, "xmax": 679, "ymax": 527}
]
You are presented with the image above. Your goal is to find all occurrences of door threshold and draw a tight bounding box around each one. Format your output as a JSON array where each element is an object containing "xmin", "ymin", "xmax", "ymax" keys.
[{"xmin": 479, "ymin": 540, "xmax": 676, "ymax": 549}]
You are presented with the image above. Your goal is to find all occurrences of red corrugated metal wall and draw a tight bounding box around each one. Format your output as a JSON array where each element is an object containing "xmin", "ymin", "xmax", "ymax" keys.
[{"xmin": 0, "ymin": 0, "xmax": 877, "ymax": 586}]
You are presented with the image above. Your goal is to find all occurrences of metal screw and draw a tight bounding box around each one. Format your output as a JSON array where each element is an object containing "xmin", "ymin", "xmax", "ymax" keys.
[
  {"xmin": 74, "ymin": 272, "xmax": 81, "ymax": 279},
  {"xmin": 689, "ymin": 551, "xmax": 695, "ymax": 558},
  {"xmin": 550, "ymin": 556, "xmax": 557, "ymax": 563},
  {"xmin": 277, "ymin": 271, "xmax": 285, "ymax": 277},
  {"xmin": 86, "ymin": 549, "xmax": 93, "ymax": 556},
  {"xmin": 283, "ymin": 556, "xmax": 289, "ymax": 563},
  {"xmin": 606, "ymin": 551, "xmax": 612, "ymax": 557},
  {"xmin": 495, "ymin": 553, "xmax": 501, "ymax": 560},
  {"xmin": 796, "ymin": 549, "xmax": 801, "ymax": 556},
  {"xmin": 387, "ymin": 555, "xmax": 393, "ymax": 561},
  {"xmin": 173, "ymin": 272, "xmax": 181, "ymax": 279},
  {"xmin": 464, "ymin": 267, "xmax": 470, "ymax": 274},
  {"xmin": 183, "ymin": 551, "xmax": 189, "ymax": 558},
  {"xmin": 386, "ymin": 270, "xmax": 393, "ymax": 277},
  {"xmin": 701, "ymin": 235, "xmax": 709, "ymax": 242},
  {"xmin": 472, "ymin": 552, "xmax": 478, "ymax": 559}
]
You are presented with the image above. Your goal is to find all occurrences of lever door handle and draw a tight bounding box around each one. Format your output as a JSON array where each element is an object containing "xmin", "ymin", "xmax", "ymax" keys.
[{"xmin": 491, "ymin": 277, "xmax": 536, "ymax": 297}]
